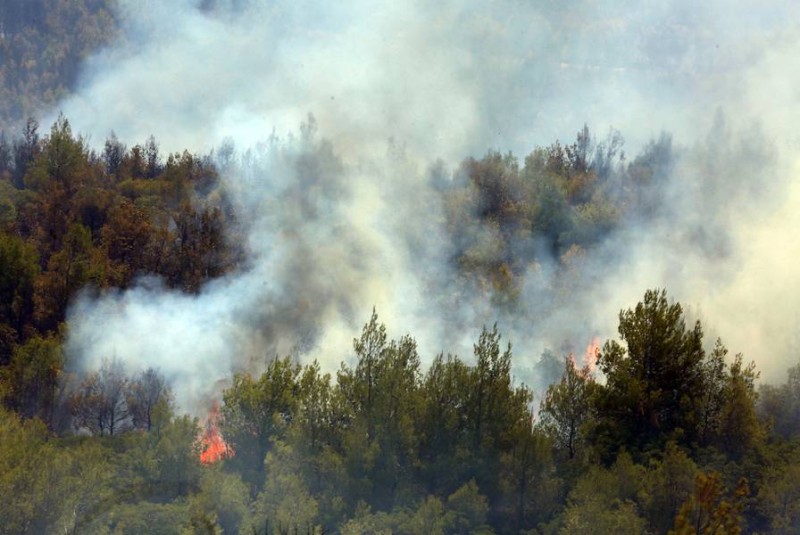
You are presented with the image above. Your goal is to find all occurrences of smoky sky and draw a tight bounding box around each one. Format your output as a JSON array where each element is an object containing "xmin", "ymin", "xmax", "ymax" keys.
[{"xmin": 56, "ymin": 0, "xmax": 800, "ymax": 411}]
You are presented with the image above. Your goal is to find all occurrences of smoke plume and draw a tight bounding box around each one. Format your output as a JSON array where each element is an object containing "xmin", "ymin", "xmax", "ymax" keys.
[{"xmin": 56, "ymin": 0, "xmax": 800, "ymax": 411}]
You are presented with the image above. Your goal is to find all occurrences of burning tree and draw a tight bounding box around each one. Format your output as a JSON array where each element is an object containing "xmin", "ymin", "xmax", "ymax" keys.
[{"xmin": 199, "ymin": 402, "xmax": 231, "ymax": 464}]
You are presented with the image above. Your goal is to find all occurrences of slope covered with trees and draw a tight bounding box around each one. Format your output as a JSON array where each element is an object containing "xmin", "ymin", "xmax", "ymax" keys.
[
  {"xmin": 0, "ymin": 286, "xmax": 797, "ymax": 533},
  {"xmin": 0, "ymin": 114, "xmax": 799, "ymax": 533},
  {"xmin": 0, "ymin": 0, "xmax": 118, "ymax": 132}
]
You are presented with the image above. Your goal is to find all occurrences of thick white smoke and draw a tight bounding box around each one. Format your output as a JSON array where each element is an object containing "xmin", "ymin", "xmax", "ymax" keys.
[{"xmin": 57, "ymin": 0, "xmax": 800, "ymax": 411}]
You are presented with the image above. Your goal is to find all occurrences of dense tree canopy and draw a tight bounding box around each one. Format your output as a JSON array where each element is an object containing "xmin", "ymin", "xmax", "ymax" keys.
[
  {"xmin": 0, "ymin": 2, "xmax": 796, "ymax": 532},
  {"xmin": 0, "ymin": 112, "xmax": 796, "ymax": 533},
  {"xmin": 0, "ymin": 0, "xmax": 118, "ymax": 132}
]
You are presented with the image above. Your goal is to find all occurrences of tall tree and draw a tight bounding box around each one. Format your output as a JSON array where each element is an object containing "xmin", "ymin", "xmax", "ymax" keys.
[
  {"xmin": 220, "ymin": 357, "xmax": 301, "ymax": 490},
  {"xmin": 70, "ymin": 357, "xmax": 130, "ymax": 436},
  {"xmin": 1, "ymin": 335, "xmax": 63, "ymax": 423},
  {"xmin": 144, "ymin": 135, "xmax": 161, "ymax": 179},
  {"xmin": 539, "ymin": 356, "xmax": 594, "ymax": 461},
  {"xmin": 418, "ymin": 353, "xmax": 473, "ymax": 494},
  {"xmin": 759, "ymin": 359, "xmax": 800, "ymax": 440},
  {"xmin": 0, "ymin": 232, "xmax": 39, "ymax": 363},
  {"xmin": 103, "ymin": 131, "xmax": 126, "ymax": 177},
  {"xmin": 11, "ymin": 118, "xmax": 39, "ymax": 189},
  {"xmin": 127, "ymin": 367, "xmax": 172, "ymax": 432},
  {"xmin": 714, "ymin": 354, "xmax": 763, "ymax": 460},
  {"xmin": 592, "ymin": 289, "xmax": 706, "ymax": 459}
]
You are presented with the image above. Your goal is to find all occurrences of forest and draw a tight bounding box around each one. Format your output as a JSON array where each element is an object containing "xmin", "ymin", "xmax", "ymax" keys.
[
  {"xmin": 2, "ymin": 0, "xmax": 800, "ymax": 534},
  {"xmin": 0, "ymin": 113, "xmax": 799, "ymax": 534}
]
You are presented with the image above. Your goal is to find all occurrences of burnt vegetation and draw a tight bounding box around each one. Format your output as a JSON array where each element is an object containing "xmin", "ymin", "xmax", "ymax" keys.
[
  {"xmin": 0, "ymin": 113, "xmax": 798, "ymax": 534},
  {"xmin": 1, "ymin": 3, "xmax": 799, "ymax": 533}
]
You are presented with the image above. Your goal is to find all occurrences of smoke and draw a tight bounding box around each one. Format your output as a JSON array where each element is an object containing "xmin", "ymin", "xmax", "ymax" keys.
[{"xmin": 55, "ymin": 0, "xmax": 800, "ymax": 411}]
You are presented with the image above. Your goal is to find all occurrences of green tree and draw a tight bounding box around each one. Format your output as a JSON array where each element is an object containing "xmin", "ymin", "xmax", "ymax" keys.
[
  {"xmin": 466, "ymin": 325, "xmax": 537, "ymax": 527},
  {"xmin": 220, "ymin": 357, "xmax": 301, "ymax": 490},
  {"xmin": 369, "ymin": 334, "xmax": 423, "ymax": 507},
  {"xmin": 290, "ymin": 361, "xmax": 348, "ymax": 527},
  {"xmin": 189, "ymin": 468, "xmax": 250, "ymax": 535},
  {"xmin": 404, "ymin": 495, "xmax": 453, "ymax": 535},
  {"xmin": 248, "ymin": 440, "xmax": 320, "ymax": 533},
  {"xmin": 36, "ymin": 222, "xmax": 101, "ymax": 330},
  {"xmin": 539, "ymin": 356, "xmax": 594, "ymax": 461},
  {"xmin": 340, "ymin": 308, "xmax": 388, "ymax": 440},
  {"xmin": 152, "ymin": 414, "xmax": 202, "ymax": 497},
  {"xmin": 470, "ymin": 325, "xmax": 513, "ymax": 453},
  {"xmin": 96, "ymin": 501, "xmax": 190, "ymax": 535},
  {"xmin": 1, "ymin": 335, "xmax": 63, "ymax": 423},
  {"xmin": 759, "ymin": 360, "xmax": 800, "ymax": 440},
  {"xmin": 337, "ymin": 311, "xmax": 424, "ymax": 510},
  {"xmin": 593, "ymin": 289, "xmax": 707, "ymax": 459},
  {"xmin": 755, "ymin": 459, "xmax": 800, "ymax": 533},
  {"xmin": 715, "ymin": 354, "xmax": 764, "ymax": 460},
  {"xmin": 497, "ymin": 417, "xmax": 561, "ymax": 532},
  {"xmin": 0, "ymin": 407, "xmax": 114, "ymax": 534},
  {"xmin": 558, "ymin": 452, "xmax": 647, "ymax": 535},
  {"xmin": 418, "ymin": 353, "xmax": 473, "ymax": 494},
  {"xmin": 641, "ymin": 442, "xmax": 699, "ymax": 533},
  {"xmin": 0, "ymin": 231, "xmax": 39, "ymax": 363},
  {"xmin": 696, "ymin": 339, "xmax": 729, "ymax": 446},
  {"xmin": 446, "ymin": 480, "xmax": 492, "ymax": 534}
]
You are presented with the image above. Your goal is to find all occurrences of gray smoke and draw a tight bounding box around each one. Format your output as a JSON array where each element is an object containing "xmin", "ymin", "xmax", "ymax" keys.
[{"xmin": 57, "ymin": 0, "xmax": 800, "ymax": 411}]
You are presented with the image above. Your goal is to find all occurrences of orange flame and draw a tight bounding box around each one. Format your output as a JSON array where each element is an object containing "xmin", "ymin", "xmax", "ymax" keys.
[
  {"xmin": 199, "ymin": 402, "xmax": 232, "ymax": 464},
  {"xmin": 583, "ymin": 337, "xmax": 600, "ymax": 373}
]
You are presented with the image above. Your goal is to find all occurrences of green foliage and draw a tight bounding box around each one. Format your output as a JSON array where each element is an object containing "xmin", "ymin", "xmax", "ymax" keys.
[
  {"xmin": 1, "ymin": 334, "xmax": 63, "ymax": 422},
  {"xmin": 102, "ymin": 501, "xmax": 191, "ymax": 535},
  {"xmin": 0, "ymin": 231, "xmax": 38, "ymax": 363},
  {"xmin": 560, "ymin": 499, "xmax": 646, "ymax": 535},
  {"xmin": 539, "ymin": 357, "xmax": 594, "ymax": 461},
  {"xmin": 335, "ymin": 311, "xmax": 424, "ymax": 510},
  {"xmin": 0, "ymin": 291, "xmax": 793, "ymax": 533},
  {"xmin": 418, "ymin": 353, "xmax": 473, "ymax": 494},
  {"xmin": 447, "ymin": 480, "xmax": 492, "ymax": 534},
  {"xmin": 759, "ymin": 359, "xmax": 800, "ymax": 440},
  {"xmin": 755, "ymin": 454, "xmax": 800, "ymax": 533},
  {"xmin": 220, "ymin": 357, "xmax": 302, "ymax": 489},
  {"xmin": 592, "ymin": 289, "xmax": 708, "ymax": 458},
  {"xmin": 0, "ymin": 111, "xmax": 795, "ymax": 533},
  {"xmin": 715, "ymin": 354, "xmax": 764, "ymax": 460},
  {"xmin": 558, "ymin": 453, "xmax": 647, "ymax": 535},
  {"xmin": 190, "ymin": 468, "xmax": 250, "ymax": 535},
  {"xmin": 249, "ymin": 441, "xmax": 321, "ymax": 533},
  {"xmin": 0, "ymin": 407, "xmax": 114, "ymax": 534},
  {"xmin": 641, "ymin": 443, "xmax": 700, "ymax": 533}
]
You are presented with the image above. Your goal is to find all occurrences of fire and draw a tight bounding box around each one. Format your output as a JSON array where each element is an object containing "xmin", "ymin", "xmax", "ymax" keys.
[
  {"xmin": 199, "ymin": 402, "xmax": 232, "ymax": 464},
  {"xmin": 583, "ymin": 337, "xmax": 600, "ymax": 373}
]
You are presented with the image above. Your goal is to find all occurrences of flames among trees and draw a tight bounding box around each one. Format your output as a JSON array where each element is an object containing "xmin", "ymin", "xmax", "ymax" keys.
[
  {"xmin": 199, "ymin": 402, "xmax": 231, "ymax": 464},
  {"xmin": 0, "ymin": 115, "xmax": 798, "ymax": 531}
]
